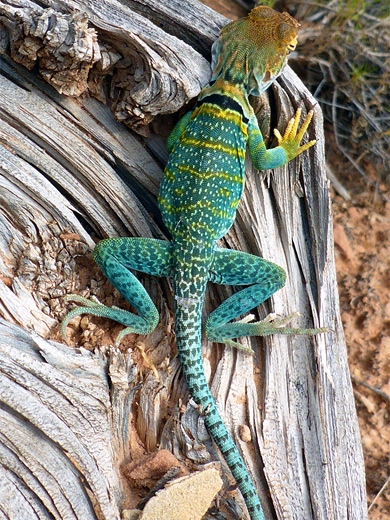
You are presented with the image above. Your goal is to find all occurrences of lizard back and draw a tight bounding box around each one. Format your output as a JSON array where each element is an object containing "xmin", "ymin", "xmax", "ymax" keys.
[{"xmin": 158, "ymin": 85, "xmax": 250, "ymax": 244}]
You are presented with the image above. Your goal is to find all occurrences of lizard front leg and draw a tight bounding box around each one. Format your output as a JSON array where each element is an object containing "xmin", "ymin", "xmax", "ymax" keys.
[
  {"xmin": 248, "ymin": 108, "xmax": 316, "ymax": 171},
  {"xmin": 62, "ymin": 237, "xmax": 172, "ymax": 345},
  {"xmin": 206, "ymin": 248, "xmax": 327, "ymax": 350}
]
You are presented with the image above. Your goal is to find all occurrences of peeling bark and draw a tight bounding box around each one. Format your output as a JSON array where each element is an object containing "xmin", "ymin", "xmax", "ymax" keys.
[{"xmin": 0, "ymin": 0, "xmax": 213, "ymax": 131}]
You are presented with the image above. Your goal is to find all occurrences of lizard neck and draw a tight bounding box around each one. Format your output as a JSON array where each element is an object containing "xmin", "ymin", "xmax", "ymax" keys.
[{"xmin": 198, "ymin": 78, "xmax": 253, "ymax": 120}]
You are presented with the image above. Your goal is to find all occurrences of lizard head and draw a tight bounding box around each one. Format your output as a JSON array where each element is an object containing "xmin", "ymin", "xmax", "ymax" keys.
[{"xmin": 211, "ymin": 6, "xmax": 300, "ymax": 95}]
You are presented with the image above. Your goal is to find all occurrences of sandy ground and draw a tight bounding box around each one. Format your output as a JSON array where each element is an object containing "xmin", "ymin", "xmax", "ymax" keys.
[{"xmin": 332, "ymin": 171, "xmax": 390, "ymax": 519}]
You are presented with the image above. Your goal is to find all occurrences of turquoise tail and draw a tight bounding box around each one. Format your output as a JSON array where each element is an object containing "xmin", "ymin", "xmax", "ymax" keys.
[{"xmin": 174, "ymin": 273, "xmax": 265, "ymax": 520}]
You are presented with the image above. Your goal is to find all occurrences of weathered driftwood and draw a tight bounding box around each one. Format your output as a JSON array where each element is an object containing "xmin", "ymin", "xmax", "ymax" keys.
[
  {"xmin": 0, "ymin": 0, "xmax": 214, "ymax": 130},
  {"xmin": 0, "ymin": 319, "xmax": 131, "ymax": 520},
  {"xmin": 0, "ymin": 1, "xmax": 367, "ymax": 519}
]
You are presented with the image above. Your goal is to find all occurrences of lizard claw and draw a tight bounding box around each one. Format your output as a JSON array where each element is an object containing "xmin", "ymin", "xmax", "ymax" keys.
[
  {"xmin": 274, "ymin": 108, "xmax": 316, "ymax": 160},
  {"xmin": 224, "ymin": 338, "xmax": 255, "ymax": 354}
]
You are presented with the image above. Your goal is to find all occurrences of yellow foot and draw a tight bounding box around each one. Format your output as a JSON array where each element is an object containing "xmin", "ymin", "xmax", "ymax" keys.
[{"xmin": 274, "ymin": 107, "xmax": 317, "ymax": 159}]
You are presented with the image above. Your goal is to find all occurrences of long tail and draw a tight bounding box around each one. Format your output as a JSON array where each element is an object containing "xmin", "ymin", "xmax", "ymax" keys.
[{"xmin": 174, "ymin": 276, "xmax": 265, "ymax": 520}]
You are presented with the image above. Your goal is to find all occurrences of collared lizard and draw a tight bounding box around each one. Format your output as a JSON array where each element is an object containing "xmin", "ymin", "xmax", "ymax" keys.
[{"xmin": 62, "ymin": 6, "xmax": 327, "ymax": 520}]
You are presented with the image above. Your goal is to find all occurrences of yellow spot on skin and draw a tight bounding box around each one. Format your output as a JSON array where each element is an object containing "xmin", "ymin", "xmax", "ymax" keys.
[
  {"xmin": 219, "ymin": 187, "xmax": 230, "ymax": 197},
  {"xmin": 177, "ymin": 164, "xmax": 243, "ymax": 183},
  {"xmin": 210, "ymin": 206, "xmax": 230, "ymax": 219},
  {"xmin": 230, "ymin": 199, "xmax": 240, "ymax": 208},
  {"xmin": 180, "ymin": 221, "xmax": 215, "ymax": 235},
  {"xmin": 165, "ymin": 169, "xmax": 175, "ymax": 181},
  {"xmin": 181, "ymin": 136, "xmax": 245, "ymax": 159},
  {"xmin": 192, "ymin": 105, "xmax": 248, "ymax": 136},
  {"xmin": 158, "ymin": 196, "xmax": 175, "ymax": 215}
]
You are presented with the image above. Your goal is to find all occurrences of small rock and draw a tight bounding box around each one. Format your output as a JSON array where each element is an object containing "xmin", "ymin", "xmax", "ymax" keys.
[
  {"xmin": 139, "ymin": 467, "xmax": 223, "ymax": 520},
  {"xmin": 239, "ymin": 424, "xmax": 252, "ymax": 443}
]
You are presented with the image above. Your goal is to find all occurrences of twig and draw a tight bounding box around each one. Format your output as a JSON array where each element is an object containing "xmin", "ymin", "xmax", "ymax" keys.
[
  {"xmin": 368, "ymin": 474, "xmax": 390, "ymax": 512},
  {"xmin": 351, "ymin": 374, "xmax": 390, "ymax": 404},
  {"xmin": 325, "ymin": 163, "xmax": 351, "ymax": 200}
]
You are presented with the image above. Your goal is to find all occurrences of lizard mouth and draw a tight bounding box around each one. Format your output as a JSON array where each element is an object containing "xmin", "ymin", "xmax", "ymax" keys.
[{"xmin": 287, "ymin": 36, "xmax": 298, "ymax": 52}]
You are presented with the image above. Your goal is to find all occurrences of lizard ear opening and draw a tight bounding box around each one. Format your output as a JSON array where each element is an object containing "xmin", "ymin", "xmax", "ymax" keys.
[{"xmin": 247, "ymin": 57, "xmax": 290, "ymax": 96}]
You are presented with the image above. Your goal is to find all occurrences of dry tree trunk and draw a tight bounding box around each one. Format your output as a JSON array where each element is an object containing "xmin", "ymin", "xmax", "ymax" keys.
[{"xmin": 0, "ymin": 1, "xmax": 367, "ymax": 519}]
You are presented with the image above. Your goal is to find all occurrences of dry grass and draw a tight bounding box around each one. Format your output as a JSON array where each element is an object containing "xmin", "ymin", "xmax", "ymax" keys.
[{"xmin": 287, "ymin": 0, "xmax": 390, "ymax": 182}]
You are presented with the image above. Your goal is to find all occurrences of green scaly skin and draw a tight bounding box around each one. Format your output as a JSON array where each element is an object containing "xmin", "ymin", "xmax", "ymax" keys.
[{"xmin": 62, "ymin": 7, "xmax": 327, "ymax": 520}]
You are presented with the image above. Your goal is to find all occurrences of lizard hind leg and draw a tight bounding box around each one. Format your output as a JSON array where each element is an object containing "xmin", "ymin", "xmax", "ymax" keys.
[
  {"xmin": 61, "ymin": 237, "xmax": 173, "ymax": 346},
  {"xmin": 206, "ymin": 248, "xmax": 327, "ymax": 350}
]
